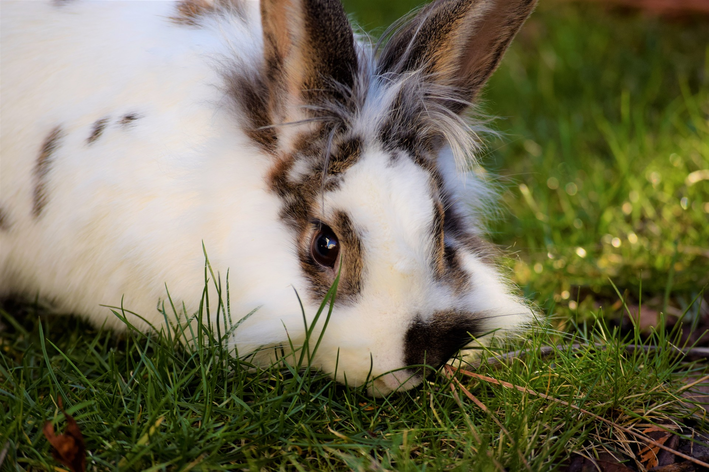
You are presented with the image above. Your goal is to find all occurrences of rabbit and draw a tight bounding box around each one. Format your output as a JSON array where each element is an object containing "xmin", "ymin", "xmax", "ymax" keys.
[{"xmin": 0, "ymin": 0, "xmax": 538, "ymax": 396}]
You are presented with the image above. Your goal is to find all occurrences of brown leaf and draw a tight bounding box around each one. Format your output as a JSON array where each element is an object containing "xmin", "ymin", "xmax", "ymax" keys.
[
  {"xmin": 657, "ymin": 434, "xmax": 680, "ymax": 467},
  {"xmin": 639, "ymin": 426, "xmax": 672, "ymax": 470},
  {"xmin": 43, "ymin": 398, "xmax": 86, "ymax": 472}
]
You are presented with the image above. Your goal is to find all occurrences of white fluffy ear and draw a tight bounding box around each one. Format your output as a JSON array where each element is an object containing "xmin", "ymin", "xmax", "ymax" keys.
[
  {"xmin": 260, "ymin": 0, "xmax": 359, "ymax": 123},
  {"xmin": 378, "ymin": 0, "xmax": 537, "ymax": 114}
]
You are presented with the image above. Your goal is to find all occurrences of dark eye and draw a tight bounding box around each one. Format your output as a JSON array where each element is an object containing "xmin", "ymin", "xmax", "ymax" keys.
[{"xmin": 310, "ymin": 224, "xmax": 340, "ymax": 268}]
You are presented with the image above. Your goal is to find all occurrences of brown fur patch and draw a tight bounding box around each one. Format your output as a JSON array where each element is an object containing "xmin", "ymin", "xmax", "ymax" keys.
[
  {"xmin": 404, "ymin": 310, "xmax": 484, "ymax": 372},
  {"xmin": 224, "ymin": 71, "xmax": 278, "ymax": 153},
  {"xmin": 33, "ymin": 127, "xmax": 64, "ymax": 218},
  {"xmin": 268, "ymin": 126, "xmax": 366, "ymax": 303},
  {"xmin": 171, "ymin": 0, "xmax": 216, "ymax": 26},
  {"xmin": 443, "ymin": 200, "xmax": 497, "ymax": 265},
  {"xmin": 378, "ymin": 85, "xmax": 445, "ymax": 171},
  {"xmin": 331, "ymin": 211, "xmax": 364, "ymax": 299},
  {"xmin": 259, "ymin": 0, "xmax": 358, "ymax": 129},
  {"xmin": 267, "ymin": 153, "xmax": 297, "ymax": 199},
  {"xmin": 299, "ymin": 0, "xmax": 358, "ymax": 109},
  {"xmin": 119, "ymin": 113, "xmax": 141, "ymax": 127},
  {"xmin": 267, "ymin": 131, "xmax": 323, "ymax": 231},
  {"xmin": 327, "ymin": 136, "xmax": 362, "ymax": 175},
  {"xmin": 430, "ymin": 197, "xmax": 473, "ymax": 294},
  {"xmin": 378, "ymin": 0, "xmax": 537, "ymax": 110},
  {"xmin": 378, "ymin": 0, "xmax": 474, "ymax": 81},
  {"xmin": 87, "ymin": 118, "xmax": 108, "ymax": 145},
  {"xmin": 268, "ymin": 128, "xmax": 362, "ymax": 204},
  {"xmin": 431, "ymin": 199, "xmax": 446, "ymax": 277},
  {"xmin": 0, "ymin": 207, "xmax": 10, "ymax": 231},
  {"xmin": 260, "ymin": 0, "xmax": 290, "ymax": 82}
]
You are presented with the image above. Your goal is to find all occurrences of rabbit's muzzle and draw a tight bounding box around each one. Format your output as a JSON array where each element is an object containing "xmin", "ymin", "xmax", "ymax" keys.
[{"xmin": 404, "ymin": 311, "xmax": 483, "ymax": 377}]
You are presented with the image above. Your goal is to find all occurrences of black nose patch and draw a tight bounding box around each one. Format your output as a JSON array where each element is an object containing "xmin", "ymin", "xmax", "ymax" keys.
[{"xmin": 404, "ymin": 311, "xmax": 483, "ymax": 376}]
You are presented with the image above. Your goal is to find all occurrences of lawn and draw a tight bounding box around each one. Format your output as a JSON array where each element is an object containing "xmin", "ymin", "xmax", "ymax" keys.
[{"xmin": 2, "ymin": 0, "xmax": 708, "ymax": 470}]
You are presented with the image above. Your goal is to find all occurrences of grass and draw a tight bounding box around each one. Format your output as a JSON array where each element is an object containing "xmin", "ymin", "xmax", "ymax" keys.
[
  {"xmin": 483, "ymin": 1, "xmax": 709, "ymax": 318},
  {"xmin": 2, "ymin": 287, "xmax": 706, "ymax": 470},
  {"xmin": 2, "ymin": 1, "xmax": 709, "ymax": 470}
]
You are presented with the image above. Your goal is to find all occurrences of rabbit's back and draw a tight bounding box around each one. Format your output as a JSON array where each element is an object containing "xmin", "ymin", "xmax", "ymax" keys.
[{"xmin": 0, "ymin": 1, "xmax": 288, "ymax": 330}]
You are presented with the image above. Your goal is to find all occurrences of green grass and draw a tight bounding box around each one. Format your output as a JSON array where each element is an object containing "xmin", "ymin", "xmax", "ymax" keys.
[
  {"xmin": 2, "ymin": 288, "xmax": 706, "ymax": 470},
  {"xmin": 2, "ymin": 1, "xmax": 709, "ymax": 470},
  {"xmin": 483, "ymin": 2, "xmax": 709, "ymax": 321}
]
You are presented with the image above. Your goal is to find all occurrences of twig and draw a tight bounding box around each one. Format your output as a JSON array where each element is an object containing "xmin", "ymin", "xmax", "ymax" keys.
[{"xmin": 449, "ymin": 366, "xmax": 709, "ymax": 469}]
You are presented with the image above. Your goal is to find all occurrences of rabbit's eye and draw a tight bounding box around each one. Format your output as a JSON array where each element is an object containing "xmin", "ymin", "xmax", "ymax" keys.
[{"xmin": 311, "ymin": 225, "xmax": 340, "ymax": 268}]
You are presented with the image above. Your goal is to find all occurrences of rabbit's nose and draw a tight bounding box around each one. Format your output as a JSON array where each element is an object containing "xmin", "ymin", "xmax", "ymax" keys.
[{"xmin": 403, "ymin": 311, "xmax": 483, "ymax": 375}]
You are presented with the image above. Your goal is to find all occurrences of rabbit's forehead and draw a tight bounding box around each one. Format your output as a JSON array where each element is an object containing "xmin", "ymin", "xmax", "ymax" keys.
[
  {"xmin": 326, "ymin": 149, "xmax": 438, "ymax": 245},
  {"xmin": 325, "ymin": 147, "xmax": 480, "ymax": 294}
]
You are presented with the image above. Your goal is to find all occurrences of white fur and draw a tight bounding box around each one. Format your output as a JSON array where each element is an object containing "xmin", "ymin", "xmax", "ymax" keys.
[{"xmin": 0, "ymin": 0, "xmax": 534, "ymax": 396}]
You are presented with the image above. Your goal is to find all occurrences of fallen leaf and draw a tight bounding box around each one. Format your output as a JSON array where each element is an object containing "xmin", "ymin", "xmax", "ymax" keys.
[
  {"xmin": 43, "ymin": 397, "xmax": 86, "ymax": 472},
  {"xmin": 639, "ymin": 425, "xmax": 672, "ymax": 470},
  {"xmin": 657, "ymin": 433, "xmax": 680, "ymax": 467}
]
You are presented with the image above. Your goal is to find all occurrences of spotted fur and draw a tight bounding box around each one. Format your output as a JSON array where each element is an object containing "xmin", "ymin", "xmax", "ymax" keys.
[
  {"xmin": 0, "ymin": 207, "xmax": 9, "ymax": 231},
  {"xmin": 32, "ymin": 127, "xmax": 63, "ymax": 218},
  {"xmin": 118, "ymin": 113, "xmax": 141, "ymax": 127},
  {"xmin": 87, "ymin": 118, "xmax": 108, "ymax": 145},
  {"xmin": 171, "ymin": 0, "xmax": 246, "ymax": 26},
  {"xmin": 1, "ymin": 0, "xmax": 538, "ymax": 396}
]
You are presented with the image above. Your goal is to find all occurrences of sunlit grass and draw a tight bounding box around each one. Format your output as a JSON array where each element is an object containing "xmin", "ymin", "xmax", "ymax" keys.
[{"xmin": 482, "ymin": 3, "xmax": 709, "ymax": 322}]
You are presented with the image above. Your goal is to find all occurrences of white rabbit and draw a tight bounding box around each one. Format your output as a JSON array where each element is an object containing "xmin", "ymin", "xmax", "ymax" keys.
[{"xmin": 0, "ymin": 0, "xmax": 537, "ymax": 395}]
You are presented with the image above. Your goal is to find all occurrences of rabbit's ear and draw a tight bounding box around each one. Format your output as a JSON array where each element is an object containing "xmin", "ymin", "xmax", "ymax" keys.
[
  {"xmin": 260, "ymin": 0, "xmax": 358, "ymax": 122},
  {"xmin": 378, "ymin": 0, "xmax": 536, "ymax": 114}
]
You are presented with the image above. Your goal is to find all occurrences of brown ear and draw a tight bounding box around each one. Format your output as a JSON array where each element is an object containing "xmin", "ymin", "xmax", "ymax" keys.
[
  {"xmin": 378, "ymin": 0, "xmax": 537, "ymax": 113},
  {"xmin": 261, "ymin": 0, "xmax": 358, "ymax": 120}
]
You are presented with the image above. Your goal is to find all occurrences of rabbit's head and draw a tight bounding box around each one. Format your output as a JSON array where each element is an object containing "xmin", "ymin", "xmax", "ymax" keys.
[{"xmin": 223, "ymin": 0, "xmax": 538, "ymax": 395}]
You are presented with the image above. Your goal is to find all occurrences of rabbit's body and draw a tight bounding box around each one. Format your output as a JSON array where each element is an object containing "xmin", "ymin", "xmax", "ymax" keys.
[
  {"xmin": 1, "ymin": 0, "xmax": 285, "ymax": 337},
  {"xmin": 1, "ymin": 0, "xmax": 537, "ymax": 395}
]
